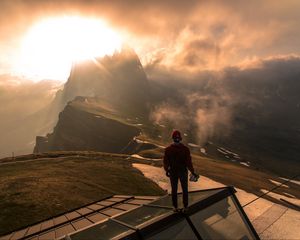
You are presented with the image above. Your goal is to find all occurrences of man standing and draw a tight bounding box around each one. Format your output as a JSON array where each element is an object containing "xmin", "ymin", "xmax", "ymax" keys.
[{"xmin": 163, "ymin": 130, "xmax": 196, "ymax": 211}]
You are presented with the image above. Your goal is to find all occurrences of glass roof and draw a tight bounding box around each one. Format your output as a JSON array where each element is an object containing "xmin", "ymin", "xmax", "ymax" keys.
[
  {"xmin": 69, "ymin": 219, "xmax": 133, "ymax": 240},
  {"xmin": 190, "ymin": 196, "xmax": 256, "ymax": 240},
  {"xmin": 150, "ymin": 189, "xmax": 223, "ymax": 208},
  {"xmin": 1, "ymin": 188, "xmax": 259, "ymax": 240},
  {"xmin": 114, "ymin": 205, "xmax": 171, "ymax": 227},
  {"xmin": 144, "ymin": 219, "xmax": 198, "ymax": 240}
]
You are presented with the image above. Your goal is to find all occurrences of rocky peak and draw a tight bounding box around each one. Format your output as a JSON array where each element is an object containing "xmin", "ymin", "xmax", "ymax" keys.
[{"xmin": 61, "ymin": 47, "xmax": 150, "ymax": 116}]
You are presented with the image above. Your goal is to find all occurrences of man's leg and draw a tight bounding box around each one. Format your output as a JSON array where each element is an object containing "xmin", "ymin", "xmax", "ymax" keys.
[
  {"xmin": 170, "ymin": 173, "xmax": 178, "ymax": 208},
  {"xmin": 179, "ymin": 171, "xmax": 188, "ymax": 208}
]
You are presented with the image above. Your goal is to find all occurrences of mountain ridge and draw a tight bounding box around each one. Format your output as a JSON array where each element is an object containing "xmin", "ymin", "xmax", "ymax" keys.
[{"xmin": 34, "ymin": 96, "xmax": 141, "ymax": 153}]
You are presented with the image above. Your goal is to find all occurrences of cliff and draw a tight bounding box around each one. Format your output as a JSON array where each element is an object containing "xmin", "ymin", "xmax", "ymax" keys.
[{"xmin": 34, "ymin": 97, "xmax": 141, "ymax": 153}]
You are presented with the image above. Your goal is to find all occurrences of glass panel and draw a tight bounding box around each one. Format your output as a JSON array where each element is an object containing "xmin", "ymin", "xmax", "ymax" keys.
[
  {"xmin": 69, "ymin": 219, "xmax": 133, "ymax": 240},
  {"xmin": 76, "ymin": 207, "xmax": 93, "ymax": 215},
  {"xmin": 72, "ymin": 218, "xmax": 92, "ymax": 230},
  {"xmin": 38, "ymin": 230, "xmax": 56, "ymax": 240},
  {"xmin": 53, "ymin": 215, "xmax": 68, "ymax": 225},
  {"xmin": 114, "ymin": 206, "xmax": 170, "ymax": 227},
  {"xmin": 11, "ymin": 228, "xmax": 28, "ymax": 239},
  {"xmin": 106, "ymin": 197, "xmax": 127, "ymax": 202},
  {"xmin": 86, "ymin": 212, "xmax": 107, "ymax": 223},
  {"xmin": 144, "ymin": 219, "xmax": 198, "ymax": 240},
  {"xmin": 0, "ymin": 233, "xmax": 13, "ymax": 240},
  {"xmin": 114, "ymin": 203, "xmax": 140, "ymax": 211},
  {"xmin": 26, "ymin": 224, "xmax": 41, "ymax": 236},
  {"xmin": 97, "ymin": 200, "xmax": 114, "ymax": 206},
  {"xmin": 150, "ymin": 189, "xmax": 222, "ymax": 208},
  {"xmin": 190, "ymin": 196, "xmax": 256, "ymax": 240},
  {"xmin": 134, "ymin": 196, "xmax": 157, "ymax": 200},
  {"xmin": 111, "ymin": 231, "xmax": 140, "ymax": 240},
  {"xmin": 101, "ymin": 208, "xmax": 124, "ymax": 217},
  {"xmin": 126, "ymin": 199, "xmax": 153, "ymax": 205},
  {"xmin": 55, "ymin": 223, "xmax": 75, "ymax": 239},
  {"xmin": 41, "ymin": 219, "xmax": 54, "ymax": 230},
  {"xmin": 87, "ymin": 204, "xmax": 105, "ymax": 211},
  {"xmin": 26, "ymin": 237, "xmax": 38, "ymax": 240}
]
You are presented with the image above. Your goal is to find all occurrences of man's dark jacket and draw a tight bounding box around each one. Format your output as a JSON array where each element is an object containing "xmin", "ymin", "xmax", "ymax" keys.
[{"xmin": 163, "ymin": 143, "xmax": 194, "ymax": 174}]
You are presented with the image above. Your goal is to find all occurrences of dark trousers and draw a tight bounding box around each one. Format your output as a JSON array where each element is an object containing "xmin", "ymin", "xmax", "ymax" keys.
[{"xmin": 170, "ymin": 170, "xmax": 188, "ymax": 208}]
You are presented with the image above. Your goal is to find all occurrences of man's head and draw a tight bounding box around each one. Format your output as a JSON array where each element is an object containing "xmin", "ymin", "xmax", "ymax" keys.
[{"xmin": 172, "ymin": 130, "xmax": 182, "ymax": 143}]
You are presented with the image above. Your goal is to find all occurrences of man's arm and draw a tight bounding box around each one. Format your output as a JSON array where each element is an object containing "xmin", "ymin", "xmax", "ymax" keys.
[
  {"xmin": 163, "ymin": 148, "xmax": 170, "ymax": 172},
  {"xmin": 185, "ymin": 147, "xmax": 195, "ymax": 174}
]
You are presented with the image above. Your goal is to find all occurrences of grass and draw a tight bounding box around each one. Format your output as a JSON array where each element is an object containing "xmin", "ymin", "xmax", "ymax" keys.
[
  {"xmin": 70, "ymin": 97, "xmax": 142, "ymax": 127},
  {"xmin": 1, "ymin": 149, "xmax": 299, "ymax": 235},
  {"xmin": 138, "ymin": 148, "xmax": 164, "ymax": 159},
  {"xmin": 0, "ymin": 152, "xmax": 165, "ymax": 235},
  {"xmin": 190, "ymin": 154, "xmax": 300, "ymax": 206},
  {"xmin": 140, "ymin": 151, "xmax": 300, "ymax": 208}
]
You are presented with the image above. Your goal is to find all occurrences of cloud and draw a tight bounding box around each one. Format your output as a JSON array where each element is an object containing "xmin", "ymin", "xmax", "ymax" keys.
[
  {"xmin": 0, "ymin": 75, "xmax": 61, "ymax": 129},
  {"xmin": 0, "ymin": 0, "xmax": 300, "ymax": 71},
  {"xmin": 149, "ymin": 54, "xmax": 300, "ymax": 144},
  {"xmin": 150, "ymin": 89, "xmax": 233, "ymax": 145}
]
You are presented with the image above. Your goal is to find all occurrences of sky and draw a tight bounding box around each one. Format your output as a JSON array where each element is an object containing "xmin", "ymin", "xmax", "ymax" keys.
[
  {"xmin": 0, "ymin": 0, "xmax": 300, "ymax": 81},
  {"xmin": 1, "ymin": 0, "xmax": 300, "ymax": 157}
]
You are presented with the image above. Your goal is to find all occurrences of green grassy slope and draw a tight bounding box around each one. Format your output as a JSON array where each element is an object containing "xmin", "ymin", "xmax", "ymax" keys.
[
  {"xmin": 0, "ymin": 152, "xmax": 165, "ymax": 235},
  {"xmin": 190, "ymin": 154, "xmax": 300, "ymax": 203}
]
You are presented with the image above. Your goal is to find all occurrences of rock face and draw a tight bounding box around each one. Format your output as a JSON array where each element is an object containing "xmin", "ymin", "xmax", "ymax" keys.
[
  {"xmin": 34, "ymin": 97, "xmax": 141, "ymax": 153},
  {"xmin": 61, "ymin": 46, "xmax": 150, "ymax": 116},
  {"xmin": 34, "ymin": 47, "xmax": 152, "ymax": 154}
]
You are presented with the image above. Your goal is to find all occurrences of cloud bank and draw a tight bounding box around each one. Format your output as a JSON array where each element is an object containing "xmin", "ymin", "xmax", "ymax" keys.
[
  {"xmin": 0, "ymin": 75, "xmax": 61, "ymax": 130},
  {"xmin": 149, "ymin": 55, "xmax": 300, "ymax": 144},
  {"xmin": 0, "ymin": 0, "xmax": 300, "ymax": 74}
]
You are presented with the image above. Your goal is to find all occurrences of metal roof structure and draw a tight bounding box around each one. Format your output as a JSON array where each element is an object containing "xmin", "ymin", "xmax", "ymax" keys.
[{"xmin": 0, "ymin": 187, "xmax": 259, "ymax": 240}]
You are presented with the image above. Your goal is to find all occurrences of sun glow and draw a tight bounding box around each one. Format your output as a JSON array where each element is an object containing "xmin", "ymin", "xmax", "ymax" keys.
[{"xmin": 16, "ymin": 16, "xmax": 123, "ymax": 81}]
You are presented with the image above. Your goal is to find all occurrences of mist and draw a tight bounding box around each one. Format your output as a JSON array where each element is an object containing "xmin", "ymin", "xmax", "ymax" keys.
[
  {"xmin": 0, "ymin": 75, "xmax": 61, "ymax": 127},
  {"xmin": 148, "ymin": 55, "xmax": 300, "ymax": 145},
  {"xmin": 0, "ymin": 75, "xmax": 61, "ymax": 157}
]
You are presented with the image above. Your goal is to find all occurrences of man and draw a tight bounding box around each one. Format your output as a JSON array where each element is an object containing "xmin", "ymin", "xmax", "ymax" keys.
[{"xmin": 163, "ymin": 130, "xmax": 196, "ymax": 211}]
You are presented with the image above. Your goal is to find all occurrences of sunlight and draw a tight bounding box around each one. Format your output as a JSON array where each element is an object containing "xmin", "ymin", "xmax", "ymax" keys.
[{"xmin": 16, "ymin": 16, "xmax": 123, "ymax": 81}]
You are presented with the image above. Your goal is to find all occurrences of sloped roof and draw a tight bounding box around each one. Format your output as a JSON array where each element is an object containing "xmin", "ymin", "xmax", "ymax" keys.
[
  {"xmin": 0, "ymin": 187, "xmax": 259, "ymax": 240},
  {"xmin": 0, "ymin": 195, "xmax": 158, "ymax": 240}
]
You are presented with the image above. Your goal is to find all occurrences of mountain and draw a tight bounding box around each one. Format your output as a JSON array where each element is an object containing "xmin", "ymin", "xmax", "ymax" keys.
[
  {"xmin": 61, "ymin": 46, "xmax": 150, "ymax": 116},
  {"xmin": 3, "ymin": 52, "xmax": 300, "ymax": 235},
  {"xmin": 32, "ymin": 53, "xmax": 300, "ymax": 176},
  {"xmin": 0, "ymin": 47, "xmax": 151, "ymax": 158},
  {"xmin": 34, "ymin": 47, "xmax": 154, "ymax": 153},
  {"xmin": 34, "ymin": 97, "xmax": 141, "ymax": 153}
]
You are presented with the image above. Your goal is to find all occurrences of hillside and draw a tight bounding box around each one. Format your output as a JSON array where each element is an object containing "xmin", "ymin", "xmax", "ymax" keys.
[
  {"xmin": 34, "ymin": 90, "xmax": 300, "ymax": 177},
  {"xmin": 131, "ymin": 149, "xmax": 300, "ymax": 208},
  {"xmin": 0, "ymin": 47, "xmax": 150, "ymax": 158},
  {"xmin": 2, "ymin": 49, "xmax": 300, "ymax": 180},
  {"xmin": 34, "ymin": 97, "xmax": 141, "ymax": 153},
  {"xmin": 0, "ymin": 152, "xmax": 165, "ymax": 235},
  {"xmin": 1, "ymin": 148, "xmax": 298, "ymax": 237}
]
